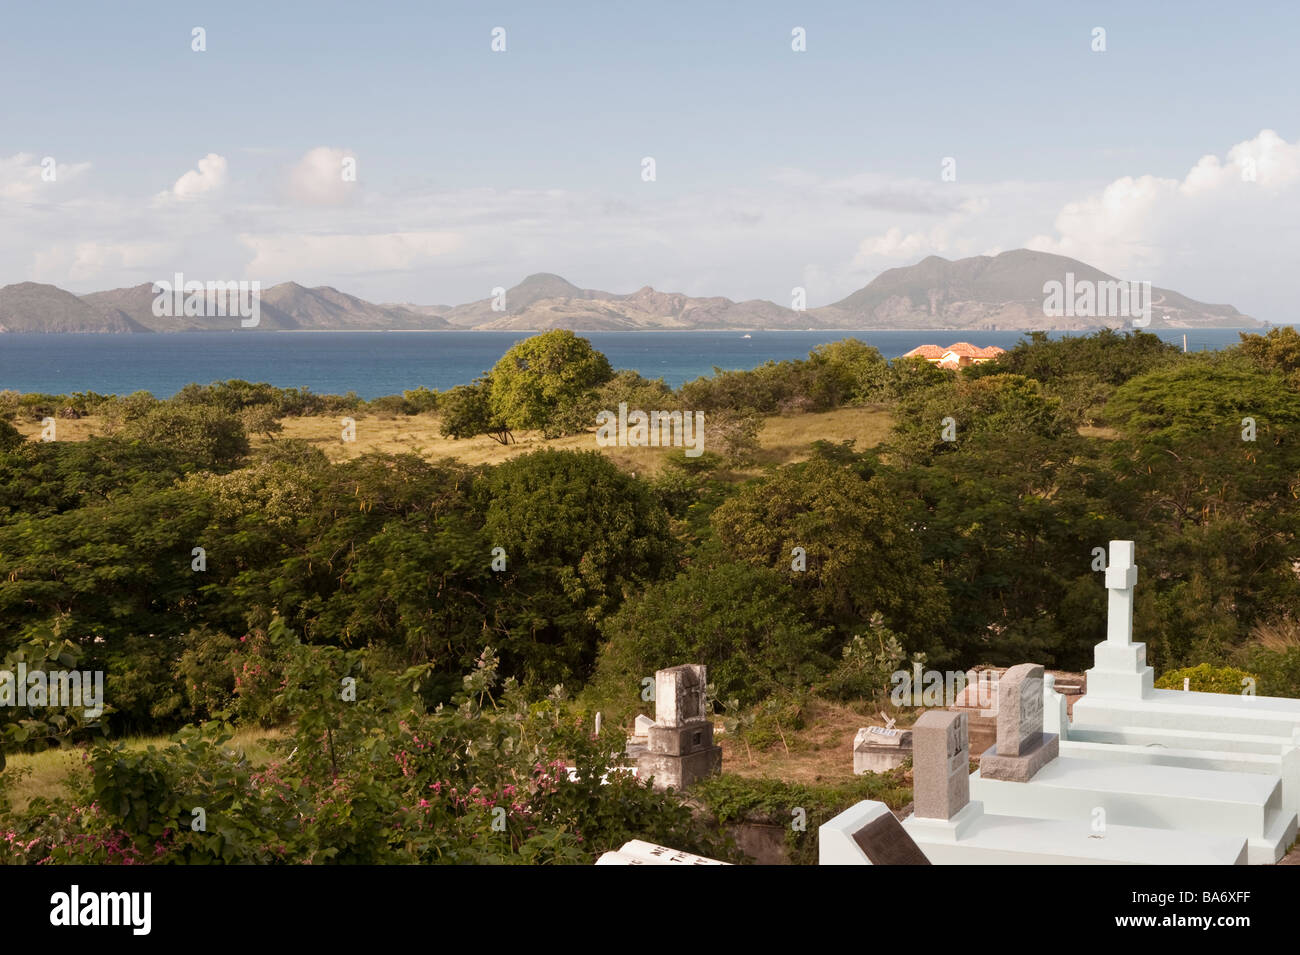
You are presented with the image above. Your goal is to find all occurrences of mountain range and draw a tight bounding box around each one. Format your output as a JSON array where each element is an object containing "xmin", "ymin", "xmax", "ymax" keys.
[{"xmin": 0, "ymin": 250, "xmax": 1262, "ymax": 333}]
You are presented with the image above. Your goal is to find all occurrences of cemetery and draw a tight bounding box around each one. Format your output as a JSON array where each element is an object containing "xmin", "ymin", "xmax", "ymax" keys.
[
  {"xmin": 821, "ymin": 540, "xmax": 1300, "ymax": 865},
  {"xmin": 620, "ymin": 541, "xmax": 1300, "ymax": 865}
]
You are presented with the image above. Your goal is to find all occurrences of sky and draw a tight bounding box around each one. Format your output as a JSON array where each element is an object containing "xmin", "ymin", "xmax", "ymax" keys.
[{"xmin": 2, "ymin": 0, "xmax": 1299, "ymax": 318}]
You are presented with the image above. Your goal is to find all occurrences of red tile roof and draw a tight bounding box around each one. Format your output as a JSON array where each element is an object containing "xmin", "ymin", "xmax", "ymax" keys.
[
  {"xmin": 903, "ymin": 343, "xmax": 1006, "ymax": 361},
  {"xmin": 903, "ymin": 344, "xmax": 945, "ymax": 359}
]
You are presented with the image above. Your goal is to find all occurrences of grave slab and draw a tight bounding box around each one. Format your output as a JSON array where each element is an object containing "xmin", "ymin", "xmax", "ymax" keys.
[
  {"xmin": 852, "ymin": 725, "xmax": 912, "ymax": 774},
  {"xmin": 894, "ymin": 694, "xmax": 1248, "ymax": 866},
  {"xmin": 970, "ymin": 756, "xmax": 1294, "ymax": 864},
  {"xmin": 595, "ymin": 840, "xmax": 729, "ymax": 865}
]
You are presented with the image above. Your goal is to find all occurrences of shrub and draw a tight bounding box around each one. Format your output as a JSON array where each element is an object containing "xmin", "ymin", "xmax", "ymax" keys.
[
  {"xmin": 0, "ymin": 627, "xmax": 728, "ymax": 865},
  {"xmin": 592, "ymin": 561, "xmax": 832, "ymax": 716},
  {"xmin": 0, "ymin": 420, "xmax": 22, "ymax": 452},
  {"xmin": 122, "ymin": 404, "xmax": 250, "ymax": 470},
  {"xmin": 1154, "ymin": 662, "xmax": 1259, "ymax": 695}
]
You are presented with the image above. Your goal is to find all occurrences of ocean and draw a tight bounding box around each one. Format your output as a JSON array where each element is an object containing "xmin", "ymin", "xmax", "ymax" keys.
[{"xmin": 0, "ymin": 328, "xmax": 1271, "ymax": 400}]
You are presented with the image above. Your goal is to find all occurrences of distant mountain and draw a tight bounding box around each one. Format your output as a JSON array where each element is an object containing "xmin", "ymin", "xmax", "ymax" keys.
[
  {"xmin": 0, "ymin": 251, "xmax": 1262, "ymax": 332},
  {"xmin": 0, "ymin": 283, "xmax": 148, "ymax": 333},
  {"xmin": 811, "ymin": 250, "xmax": 1260, "ymax": 330},
  {"xmin": 440, "ymin": 273, "xmax": 814, "ymax": 331},
  {"xmin": 261, "ymin": 283, "xmax": 449, "ymax": 330},
  {"xmin": 77, "ymin": 282, "xmax": 449, "ymax": 332},
  {"xmin": 81, "ymin": 283, "xmax": 298, "ymax": 331}
]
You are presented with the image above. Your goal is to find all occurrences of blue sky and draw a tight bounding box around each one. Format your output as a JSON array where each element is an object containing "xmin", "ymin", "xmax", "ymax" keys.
[{"xmin": 3, "ymin": 1, "xmax": 1298, "ymax": 316}]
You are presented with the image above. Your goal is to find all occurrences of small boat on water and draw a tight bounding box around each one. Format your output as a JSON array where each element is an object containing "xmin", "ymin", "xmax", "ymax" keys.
[{"xmin": 741, "ymin": 333, "xmax": 752, "ymax": 339}]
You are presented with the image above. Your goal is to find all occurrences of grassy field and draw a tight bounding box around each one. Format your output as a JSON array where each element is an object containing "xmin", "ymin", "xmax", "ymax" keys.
[
  {"xmin": 13, "ymin": 405, "xmax": 897, "ymax": 476},
  {"xmin": 2, "ymin": 727, "xmax": 282, "ymax": 813}
]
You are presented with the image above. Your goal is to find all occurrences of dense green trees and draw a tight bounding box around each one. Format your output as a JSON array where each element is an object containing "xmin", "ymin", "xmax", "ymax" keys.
[
  {"xmin": 888, "ymin": 373, "xmax": 1071, "ymax": 466},
  {"xmin": 594, "ymin": 562, "xmax": 832, "ymax": 712},
  {"xmin": 482, "ymin": 449, "xmax": 677, "ymax": 685},
  {"xmin": 3, "ymin": 326, "xmax": 1300, "ymax": 746},
  {"xmin": 710, "ymin": 456, "xmax": 950, "ymax": 654},
  {"xmin": 122, "ymin": 404, "xmax": 251, "ymax": 470}
]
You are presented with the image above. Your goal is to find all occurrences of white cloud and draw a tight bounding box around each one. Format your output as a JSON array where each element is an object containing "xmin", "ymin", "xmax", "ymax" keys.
[
  {"xmin": 240, "ymin": 231, "xmax": 462, "ymax": 276},
  {"xmin": 0, "ymin": 153, "xmax": 91, "ymax": 201},
  {"xmin": 166, "ymin": 153, "xmax": 228, "ymax": 200},
  {"xmin": 32, "ymin": 241, "xmax": 169, "ymax": 283},
  {"xmin": 856, "ymin": 226, "xmax": 944, "ymax": 259},
  {"xmin": 286, "ymin": 146, "xmax": 358, "ymax": 205},
  {"xmin": 1181, "ymin": 129, "xmax": 1300, "ymax": 195},
  {"xmin": 1027, "ymin": 129, "xmax": 1300, "ymax": 300}
]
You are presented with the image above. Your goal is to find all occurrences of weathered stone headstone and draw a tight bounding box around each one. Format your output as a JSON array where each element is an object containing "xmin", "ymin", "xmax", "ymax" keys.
[
  {"xmin": 853, "ymin": 725, "xmax": 913, "ymax": 774},
  {"xmin": 913, "ymin": 709, "xmax": 970, "ymax": 820},
  {"xmin": 655, "ymin": 664, "xmax": 706, "ymax": 726},
  {"xmin": 979, "ymin": 663, "xmax": 1059, "ymax": 782},
  {"xmin": 636, "ymin": 664, "xmax": 722, "ymax": 790},
  {"xmin": 595, "ymin": 840, "xmax": 730, "ymax": 865},
  {"xmin": 997, "ymin": 663, "xmax": 1044, "ymax": 757}
]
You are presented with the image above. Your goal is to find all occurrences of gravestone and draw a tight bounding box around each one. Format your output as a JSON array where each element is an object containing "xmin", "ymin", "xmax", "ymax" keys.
[
  {"xmin": 636, "ymin": 664, "xmax": 722, "ymax": 790},
  {"xmin": 979, "ymin": 663, "xmax": 1059, "ymax": 781},
  {"xmin": 913, "ymin": 709, "xmax": 970, "ymax": 820},
  {"xmin": 1083, "ymin": 540, "xmax": 1155, "ymax": 698},
  {"xmin": 654, "ymin": 664, "xmax": 705, "ymax": 725},
  {"xmin": 595, "ymin": 840, "xmax": 730, "ymax": 865},
  {"xmin": 853, "ymin": 725, "xmax": 913, "ymax": 774}
]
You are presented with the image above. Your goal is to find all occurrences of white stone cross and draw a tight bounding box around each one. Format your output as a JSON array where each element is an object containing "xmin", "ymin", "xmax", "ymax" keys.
[
  {"xmin": 878, "ymin": 711, "xmax": 897, "ymax": 730},
  {"xmin": 1105, "ymin": 540, "xmax": 1138, "ymax": 646}
]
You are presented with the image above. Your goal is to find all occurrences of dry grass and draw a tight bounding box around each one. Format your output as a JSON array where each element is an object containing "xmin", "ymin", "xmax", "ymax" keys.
[
  {"xmin": 2, "ymin": 726, "xmax": 283, "ymax": 813},
  {"xmin": 11, "ymin": 417, "xmax": 106, "ymax": 442},
  {"xmin": 15, "ymin": 406, "xmax": 895, "ymax": 478},
  {"xmin": 717, "ymin": 698, "xmax": 893, "ymax": 787},
  {"xmin": 1250, "ymin": 617, "xmax": 1300, "ymax": 653},
  {"xmin": 7, "ymin": 404, "xmax": 896, "ymax": 484},
  {"xmin": 1078, "ymin": 424, "xmax": 1121, "ymax": 440},
  {"xmin": 278, "ymin": 406, "xmax": 896, "ymax": 475}
]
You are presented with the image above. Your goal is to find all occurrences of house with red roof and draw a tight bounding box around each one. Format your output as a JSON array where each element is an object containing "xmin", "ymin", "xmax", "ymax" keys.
[{"xmin": 902, "ymin": 342, "xmax": 1005, "ymax": 369}]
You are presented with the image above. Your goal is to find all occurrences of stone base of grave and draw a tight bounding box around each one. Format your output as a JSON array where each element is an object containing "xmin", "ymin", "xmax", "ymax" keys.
[
  {"xmin": 854, "ymin": 744, "xmax": 911, "ymax": 774},
  {"xmin": 853, "ymin": 727, "xmax": 912, "ymax": 774},
  {"xmin": 900, "ymin": 801, "xmax": 1249, "ymax": 866},
  {"xmin": 647, "ymin": 721, "xmax": 714, "ymax": 755},
  {"xmin": 979, "ymin": 733, "xmax": 1059, "ymax": 782},
  {"xmin": 1084, "ymin": 640, "xmax": 1155, "ymax": 699},
  {"xmin": 970, "ymin": 756, "xmax": 1293, "ymax": 864},
  {"xmin": 905, "ymin": 799, "xmax": 983, "ymax": 843},
  {"xmin": 637, "ymin": 746, "xmax": 721, "ymax": 791}
]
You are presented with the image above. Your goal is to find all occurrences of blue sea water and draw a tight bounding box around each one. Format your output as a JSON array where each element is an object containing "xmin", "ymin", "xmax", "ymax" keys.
[{"xmin": 0, "ymin": 328, "xmax": 1273, "ymax": 400}]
